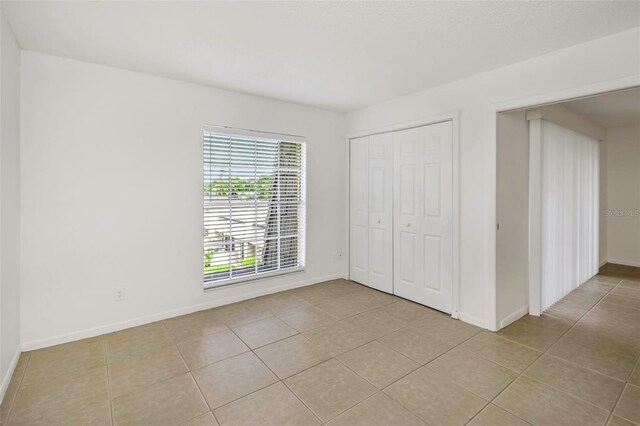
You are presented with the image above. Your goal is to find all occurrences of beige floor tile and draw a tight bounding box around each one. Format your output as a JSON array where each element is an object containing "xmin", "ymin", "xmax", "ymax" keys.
[
  {"xmin": 545, "ymin": 301, "xmax": 589, "ymax": 322},
  {"xmin": 516, "ymin": 314, "xmax": 573, "ymax": 333},
  {"xmin": 256, "ymin": 292, "xmax": 311, "ymax": 316},
  {"xmin": 410, "ymin": 315, "xmax": 482, "ymax": 345},
  {"xmin": 548, "ymin": 335, "xmax": 637, "ymax": 381},
  {"xmin": 302, "ymin": 321, "xmax": 373, "ymax": 356},
  {"xmin": 461, "ymin": 332, "xmax": 541, "ymax": 373},
  {"xmin": 214, "ymin": 299, "xmax": 273, "ymax": 328},
  {"xmin": 467, "ymin": 404, "xmax": 529, "ymax": 426},
  {"xmin": 254, "ymin": 334, "xmax": 331, "ymax": 379},
  {"xmin": 611, "ymin": 286, "xmax": 640, "ymax": 300},
  {"xmin": 177, "ymin": 329, "xmax": 249, "ymax": 370},
  {"xmin": 608, "ymin": 415, "xmax": 638, "ymax": 426},
  {"xmin": 576, "ymin": 319, "xmax": 640, "ymax": 352},
  {"xmin": 615, "ymin": 384, "xmax": 640, "ymax": 425},
  {"xmin": 293, "ymin": 283, "xmax": 356, "ymax": 305},
  {"xmin": 344, "ymin": 310, "xmax": 407, "ymax": 338},
  {"xmin": 560, "ymin": 289, "xmax": 603, "ymax": 310},
  {"xmin": 192, "ymin": 352, "xmax": 278, "ymax": 409},
  {"xmin": 427, "ymin": 347, "xmax": 518, "ymax": 399},
  {"xmin": 591, "ymin": 301, "xmax": 640, "ymax": 322},
  {"xmin": 567, "ymin": 320, "xmax": 640, "ymax": 354},
  {"xmin": 620, "ymin": 278, "xmax": 640, "ymax": 290},
  {"xmin": 21, "ymin": 337, "xmax": 105, "ymax": 388},
  {"xmin": 106, "ymin": 322, "xmax": 173, "ymax": 363},
  {"xmin": 213, "ymin": 382, "xmax": 320, "ymax": 426},
  {"xmin": 494, "ymin": 376, "xmax": 609, "ymax": 426},
  {"xmin": 9, "ymin": 365, "xmax": 111, "ymax": 426},
  {"xmin": 523, "ymin": 354, "xmax": 625, "ymax": 411},
  {"xmin": 285, "ymin": 359, "xmax": 377, "ymax": 422},
  {"xmin": 601, "ymin": 264, "xmax": 636, "ymax": 276},
  {"xmin": 313, "ymin": 295, "xmax": 372, "ymax": 319},
  {"xmin": 11, "ymin": 274, "xmax": 640, "ymax": 426},
  {"xmin": 342, "ymin": 289, "xmax": 397, "ymax": 311},
  {"xmin": 0, "ymin": 353, "xmax": 30, "ymax": 424},
  {"xmin": 378, "ymin": 327, "xmax": 456, "ymax": 364},
  {"xmin": 113, "ymin": 373, "xmax": 208, "ymax": 426},
  {"xmin": 630, "ymin": 362, "xmax": 640, "ymax": 386},
  {"xmin": 108, "ymin": 345, "xmax": 188, "ymax": 398},
  {"xmin": 497, "ymin": 321, "xmax": 563, "ymax": 351},
  {"xmin": 589, "ymin": 275, "xmax": 624, "ymax": 285},
  {"xmin": 604, "ymin": 294, "xmax": 640, "ymax": 311},
  {"xmin": 232, "ymin": 316, "xmax": 297, "ymax": 349},
  {"xmin": 181, "ymin": 412, "xmax": 219, "ymax": 426},
  {"xmin": 384, "ymin": 366, "xmax": 487, "ymax": 425},
  {"xmin": 163, "ymin": 310, "xmax": 228, "ymax": 343},
  {"xmin": 376, "ymin": 299, "xmax": 442, "ymax": 323},
  {"xmin": 337, "ymin": 341, "xmax": 419, "ymax": 389},
  {"xmin": 580, "ymin": 280, "xmax": 615, "ymax": 295},
  {"xmin": 276, "ymin": 305, "xmax": 338, "ymax": 332},
  {"xmin": 325, "ymin": 393, "xmax": 425, "ymax": 426}
]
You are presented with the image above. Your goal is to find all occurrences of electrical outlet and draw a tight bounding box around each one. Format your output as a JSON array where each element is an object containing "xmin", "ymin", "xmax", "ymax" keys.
[
  {"xmin": 115, "ymin": 288, "xmax": 125, "ymax": 302},
  {"xmin": 334, "ymin": 251, "xmax": 343, "ymax": 262}
]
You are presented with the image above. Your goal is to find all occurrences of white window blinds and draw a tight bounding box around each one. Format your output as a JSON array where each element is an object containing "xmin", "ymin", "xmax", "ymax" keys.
[{"xmin": 203, "ymin": 129, "xmax": 306, "ymax": 287}]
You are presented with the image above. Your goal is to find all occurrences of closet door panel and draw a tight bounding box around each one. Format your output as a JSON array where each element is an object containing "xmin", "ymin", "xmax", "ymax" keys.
[
  {"xmin": 349, "ymin": 137, "xmax": 369, "ymax": 285},
  {"xmin": 368, "ymin": 133, "xmax": 393, "ymax": 293},
  {"xmin": 393, "ymin": 122, "xmax": 453, "ymax": 313},
  {"xmin": 422, "ymin": 122, "xmax": 453, "ymax": 313},
  {"xmin": 394, "ymin": 127, "xmax": 424, "ymax": 296}
]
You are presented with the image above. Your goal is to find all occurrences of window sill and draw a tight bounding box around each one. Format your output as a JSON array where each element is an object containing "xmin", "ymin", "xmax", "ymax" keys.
[{"xmin": 203, "ymin": 266, "xmax": 305, "ymax": 291}]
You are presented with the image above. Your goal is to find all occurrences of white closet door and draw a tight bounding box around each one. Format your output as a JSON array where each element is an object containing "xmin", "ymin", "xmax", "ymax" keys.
[
  {"xmin": 368, "ymin": 133, "xmax": 394, "ymax": 293},
  {"xmin": 349, "ymin": 137, "xmax": 369, "ymax": 285},
  {"xmin": 394, "ymin": 121, "xmax": 453, "ymax": 313}
]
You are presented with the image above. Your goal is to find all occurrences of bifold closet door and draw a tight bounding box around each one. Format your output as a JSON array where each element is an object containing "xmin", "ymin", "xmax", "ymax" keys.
[
  {"xmin": 368, "ymin": 133, "xmax": 394, "ymax": 293},
  {"xmin": 349, "ymin": 136, "xmax": 369, "ymax": 285},
  {"xmin": 393, "ymin": 121, "xmax": 453, "ymax": 313}
]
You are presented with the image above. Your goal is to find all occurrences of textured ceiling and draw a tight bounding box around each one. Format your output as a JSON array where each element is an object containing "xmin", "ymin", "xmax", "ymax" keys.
[{"xmin": 3, "ymin": 1, "xmax": 640, "ymax": 111}]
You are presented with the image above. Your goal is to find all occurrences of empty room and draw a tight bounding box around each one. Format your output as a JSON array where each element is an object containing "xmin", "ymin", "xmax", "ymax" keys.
[{"xmin": 1, "ymin": 1, "xmax": 639, "ymax": 425}]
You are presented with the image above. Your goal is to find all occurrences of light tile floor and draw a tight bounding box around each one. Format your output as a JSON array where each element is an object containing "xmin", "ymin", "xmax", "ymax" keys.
[{"xmin": 2, "ymin": 263, "xmax": 639, "ymax": 425}]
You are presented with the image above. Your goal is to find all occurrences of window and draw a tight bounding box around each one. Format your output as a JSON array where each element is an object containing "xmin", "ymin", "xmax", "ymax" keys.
[{"xmin": 203, "ymin": 128, "xmax": 306, "ymax": 287}]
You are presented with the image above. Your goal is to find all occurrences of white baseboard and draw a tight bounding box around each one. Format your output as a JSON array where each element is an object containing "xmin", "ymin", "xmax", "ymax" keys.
[
  {"xmin": 0, "ymin": 348, "xmax": 21, "ymax": 404},
  {"xmin": 606, "ymin": 258, "xmax": 640, "ymax": 268},
  {"xmin": 458, "ymin": 311, "xmax": 490, "ymax": 331},
  {"xmin": 599, "ymin": 260, "xmax": 608, "ymax": 267},
  {"xmin": 21, "ymin": 272, "xmax": 347, "ymax": 351},
  {"xmin": 499, "ymin": 305, "xmax": 529, "ymax": 330}
]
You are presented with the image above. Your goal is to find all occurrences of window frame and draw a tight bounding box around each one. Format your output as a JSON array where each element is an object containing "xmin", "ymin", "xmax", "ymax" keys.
[{"xmin": 202, "ymin": 125, "xmax": 306, "ymax": 289}]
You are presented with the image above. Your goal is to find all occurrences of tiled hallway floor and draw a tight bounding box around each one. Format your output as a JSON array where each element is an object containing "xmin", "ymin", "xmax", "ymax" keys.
[{"xmin": 2, "ymin": 264, "xmax": 639, "ymax": 425}]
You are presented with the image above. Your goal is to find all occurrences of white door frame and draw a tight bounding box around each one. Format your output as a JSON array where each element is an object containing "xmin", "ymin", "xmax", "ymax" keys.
[
  {"xmin": 346, "ymin": 111, "xmax": 461, "ymax": 319},
  {"xmin": 491, "ymin": 75, "xmax": 640, "ymax": 330}
]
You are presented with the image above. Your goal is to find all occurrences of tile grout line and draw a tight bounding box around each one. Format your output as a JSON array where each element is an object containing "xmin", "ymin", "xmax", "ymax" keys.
[
  {"xmin": 9, "ymin": 274, "xmax": 638, "ymax": 425},
  {"xmin": 229, "ymin": 324, "xmax": 326, "ymax": 425},
  {"xmin": 603, "ymin": 274, "xmax": 640, "ymax": 426},
  {"xmin": 213, "ymin": 298, "xmax": 431, "ymax": 424},
  {"xmin": 170, "ymin": 336, "xmax": 218, "ymax": 426},
  {"xmin": 485, "ymin": 271, "xmax": 631, "ymax": 425}
]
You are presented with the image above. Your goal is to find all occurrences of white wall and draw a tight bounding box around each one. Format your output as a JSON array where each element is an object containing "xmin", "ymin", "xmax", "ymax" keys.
[
  {"xmin": 0, "ymin": 12, "xmax": 22, "ymax": 396},
  {"xmin": 606, "ymin": 124, "xmax": 640, "ymax": 266},
  {"xmin": 348, "ymin": 27, "xmax": 640, "ymax": 330},
  {"xmin": 20, "ymin": 51, "xmax": 347, "ymax": 349},
  {"xmin": 496, "ymin": 110, "xmax": 529, "ymax": 327}
]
